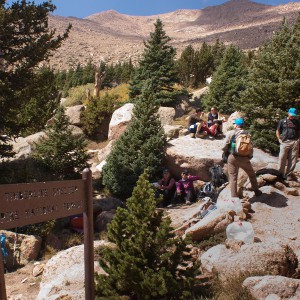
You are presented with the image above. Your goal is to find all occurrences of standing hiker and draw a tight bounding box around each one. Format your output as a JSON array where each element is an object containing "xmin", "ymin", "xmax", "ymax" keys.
[
  {"xmin": 222, "ymin": 118, "xmax": 262, "ymax": 198},
  {"xmin": 276, "ymin": 108, "xmax": 300, "ymax": 180}
]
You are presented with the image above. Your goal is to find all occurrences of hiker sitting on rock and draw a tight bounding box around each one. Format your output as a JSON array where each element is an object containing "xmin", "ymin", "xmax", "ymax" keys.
[
  {"xmin": 207, "ymin": 107, "xmax": 226, "ymax": 134},
  {"xmin": 173, "ymin": 170, "xmax": 203, "ymax": 205},
  {"xmin": 195, "ymin": 119, "xmax": 220, "ymax": 138},
  {"xmin": 155, "ymin": 169, "xmax": 176, "ymax": 207},
  {"xmin": 188, "ymin": 108, "xmax": 204, "ymax": 138},
  {"xmin": 222, "ymin": 117, "xmax": 262, "ymax": 198}
]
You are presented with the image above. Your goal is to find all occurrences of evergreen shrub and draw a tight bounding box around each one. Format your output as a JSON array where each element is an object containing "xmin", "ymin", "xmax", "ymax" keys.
[{"xmin": 96, "ymin": 171, "xmax": 200, "ymax": 300}]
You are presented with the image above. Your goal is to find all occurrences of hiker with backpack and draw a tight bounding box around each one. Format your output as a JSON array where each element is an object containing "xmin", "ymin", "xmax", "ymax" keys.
[
  {"xmin": 222, "ymin": 118, "xmax": 262, "ymax": 198},
  {"xmin": 155, "ymin": 169, "xmax": 176, "ymax": 207},
  {"xmin": 173, "ymin": 169, "xmax": 203, "ymax": 205},
  {"xmin": 276, "ymin": 107, "xmax": 300, "ymax": 181}
]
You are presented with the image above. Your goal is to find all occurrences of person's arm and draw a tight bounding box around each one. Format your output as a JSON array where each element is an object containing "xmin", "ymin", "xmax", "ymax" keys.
[
  {"xmin": 161, "ymin": 178, "xmax": 175, "ymax": 190},
  {"xmin": 176, "ymin": 181, "xmax": 182, "ymax": 194},
  {"xmin": 276, "ymin": 121, "xmax": 282, "ymax": 144},
  {"xmin": 188, "ymin": 175, "xmax": 202, "ymax": 181},
  {"xmin": 222, "ymin": 131, "xmax": 234, "ymax": 152}
]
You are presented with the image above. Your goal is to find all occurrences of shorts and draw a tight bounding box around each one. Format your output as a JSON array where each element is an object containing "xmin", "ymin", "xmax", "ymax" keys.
[{"xmin": 188, "ymin": 123, "xmax": 199, "ymax": 133}]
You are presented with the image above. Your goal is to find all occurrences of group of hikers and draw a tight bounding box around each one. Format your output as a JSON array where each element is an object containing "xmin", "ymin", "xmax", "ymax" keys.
[
  {"xmin": 188, "ymin": 107, "xmax": 226, "ymax": 138},
  {"xmin": 155, "ymin": 106, "xmax": 300, "ymax": 207}
]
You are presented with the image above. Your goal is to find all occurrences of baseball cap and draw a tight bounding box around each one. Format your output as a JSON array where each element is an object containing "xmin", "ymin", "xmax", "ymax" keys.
[
  {"xmin": 288, "ymin": 108, "xmax": 297, "ymax": 116},
  {"xmin": 163, "ymin": 168, "xmax": 170, "ymax": 174},
  {"xmin": 234, "ymin": 118, "xmax": 244, "ymax": 126}
]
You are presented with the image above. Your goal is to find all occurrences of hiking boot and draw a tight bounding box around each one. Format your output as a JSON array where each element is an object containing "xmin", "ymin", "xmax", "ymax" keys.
[
  {"xmin": 286, "ymin": 173, "xmax": 298, "ymax": 182},
  {"xmin": 190, "ymin": 133, "xmax": 196, "ymax": 138},
  {"xmin": 254, "ymin": 189, "xmax": 262, "ymax": 197}
]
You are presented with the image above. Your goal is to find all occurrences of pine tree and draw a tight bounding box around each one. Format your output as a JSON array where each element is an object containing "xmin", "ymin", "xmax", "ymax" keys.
[
  {"xmin": 0, "ymin": 0, "xmax": 71, "ymax": 144},
  {"xmin": 32, "ymin": 106, "xmax": 90, "ymax": 179},
  {"xmin": 203, "ymin": 44, "xmax": 248, "ymax": 114},
  {"xmin": 177, "ymin": 45, "xmax": 196, "ymax": 87},
  {"xmin": 211, "ymin": 39, "xmax": 226, "ymax": 70},
  {"xmin": 193, "ymin": 42, "xmax": 214, "ymax": 86},
  {"xmin": 129, "ymin": 19, "xmax": 180, "ymax": 105},
  {"xmin": 239, "ymin": 15, "xmax": 300, "ymax": 153},
  {"xmin": 102, "ymin": 79, "xmax": 166, "ymax": 199},
  {"xmin": 96, "ymin": 170, "xmax": 199, "ymax": 300}
]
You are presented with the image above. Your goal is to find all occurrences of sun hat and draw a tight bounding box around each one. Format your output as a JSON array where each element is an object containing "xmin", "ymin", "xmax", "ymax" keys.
[
  {"xmin": 288, "ymin": 108, "xmax": 297, "ymax": 116},
  {"xmin": 234, "ymin": 118, "xmax": 244, "ymax": 126}
]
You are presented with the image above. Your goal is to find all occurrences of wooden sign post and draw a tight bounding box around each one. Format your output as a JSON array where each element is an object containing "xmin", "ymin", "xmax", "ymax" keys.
[{"xmin": 0, "ymin": 168, "xmax": 94, "ymax": 300}]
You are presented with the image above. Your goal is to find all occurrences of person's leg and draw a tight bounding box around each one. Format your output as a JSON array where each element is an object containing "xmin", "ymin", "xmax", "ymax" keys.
[
  {"xmin": 189, "ymin": 124, "xmax": 197, "ymax": 138},
  {"xmin": 227, "ymin": 154, "xmax": 239, "ymax": 197},
  {"xmin": 239, "ymin": 157, "xmax": 259, "ymax": 192},
  {"xmin": 278, "ymin": 142, "xmax": 290, "ymax": 177},
  {"xmin": 184, "ymin": 190, "xmax": 194, "ymax": 204},
  {"xmin": 286, "ymin": 140, "xmax": 299, "ymax": 176},
  {"xmin": 207, "ymin": 123, "xmax": 219, "ymax": 136}
]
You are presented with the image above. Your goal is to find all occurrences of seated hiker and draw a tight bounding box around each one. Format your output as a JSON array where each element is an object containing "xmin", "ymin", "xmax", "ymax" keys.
[
  {"xmin": 207, "ymin": 107, "xmax": 225, "ymax": 134},
  {"xmin": 195, "ymin": 119, "xmax": 219, "ymax": 138},
  {"xmin": 173, "ymin": 170, "xmax": 203, "ymax": 205},
  {"xmin": 187, "ymin": 108, "xmax": 204, "ymax": 138},
  {"xmin": 155, "ymin": 169, "xmax": 176, "ymax": 207}
]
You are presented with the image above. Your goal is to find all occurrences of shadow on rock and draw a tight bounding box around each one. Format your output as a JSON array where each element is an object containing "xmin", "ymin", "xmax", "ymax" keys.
[{"xmin": 250, "ymin": 191, "xmax": 288, "ymax": 208}]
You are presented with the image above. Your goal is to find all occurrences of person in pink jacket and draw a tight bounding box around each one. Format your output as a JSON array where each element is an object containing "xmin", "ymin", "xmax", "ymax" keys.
[{"xmin": 174, "ymin": 170, "xmax": 203, "ymax": 205}]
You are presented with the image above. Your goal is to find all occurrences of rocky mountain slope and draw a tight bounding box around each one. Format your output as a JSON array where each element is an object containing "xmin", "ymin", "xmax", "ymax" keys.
[{"xmin": 49, "ymin": 0, "xmax": 300, "ymax": 70}]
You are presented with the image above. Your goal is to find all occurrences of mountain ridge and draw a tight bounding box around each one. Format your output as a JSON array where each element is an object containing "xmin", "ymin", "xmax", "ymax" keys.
[{"xmin": 48, "ymin": 1, "xmax": 300, "ymax": 70}]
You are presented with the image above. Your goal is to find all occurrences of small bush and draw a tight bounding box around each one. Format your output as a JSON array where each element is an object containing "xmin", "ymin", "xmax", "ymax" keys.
[
  {"xmin": 17, "ymin": 220, "xmax": 56, "ymax": 238},
  {"xmin": 81, "ymin": 94, "xmax": 118, "ymax": 137},
  {"xmin": 62, "ymin": 83, "xmax": 94, "ymax": 107}
]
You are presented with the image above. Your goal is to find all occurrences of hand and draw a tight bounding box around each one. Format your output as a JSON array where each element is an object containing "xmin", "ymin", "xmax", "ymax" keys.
[{"xmin": 278, "ymin": 138, "xmax": 283, "ymax": 144}]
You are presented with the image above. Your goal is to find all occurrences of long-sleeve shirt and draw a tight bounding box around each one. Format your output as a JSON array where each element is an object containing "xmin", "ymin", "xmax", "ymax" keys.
[{"xmin": 176, "ymin": 175, "xmax": 201, "ymax": 195}]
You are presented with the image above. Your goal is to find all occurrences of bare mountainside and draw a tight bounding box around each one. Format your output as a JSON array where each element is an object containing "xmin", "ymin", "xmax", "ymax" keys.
[{"xmin": 49, "ymin": 0, "xmax": 300, "ymax": 69}]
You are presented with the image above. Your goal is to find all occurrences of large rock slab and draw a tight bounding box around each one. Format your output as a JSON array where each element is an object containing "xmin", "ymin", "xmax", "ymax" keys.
[
  {"xmin": 165, "ymin": 136, "xmax": 278, "ymax": 180},
  {"xmin": 108, "ymin": 103, "xmax": 134, "ymax": 141},
  {"xmin": 65, "ymin": 105, "xmax": 85, "ymax": 126},
  {"xmin": 97, "ymin": 140, "xmax": 115, "ymax": 162},
  {"xmin": 36, "ymin": 240, "xmax": 111, "ymax": 300},
  {"xmin": 243, "ymin": 276, "xmax": 300, "ymax": 300},
  {"xmin": 185, "ymin": 210, "xmax": 233, "ymax": 241},
  {"xmin": 12, "ymin": 132, "xmax": 46, "ymax": 159},
  {"xmin": 200, "ymin": 242, "xmax": 298, "ymax": 281},
  {"xmin": 158, "ymin": 107, "xmax": 175, "ymax": 125},
  {"xmin": 0, "ymin": 230, "xmax": 42, "ymax": 270}
]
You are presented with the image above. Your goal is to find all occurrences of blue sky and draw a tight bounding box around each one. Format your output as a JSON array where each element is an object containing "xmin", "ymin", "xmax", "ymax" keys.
[{"xmin": 5, "ymin": 0, "xmax": 297, "ymax": 18}]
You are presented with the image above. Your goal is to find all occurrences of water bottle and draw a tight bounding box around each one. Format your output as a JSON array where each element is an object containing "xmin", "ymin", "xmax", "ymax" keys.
[{"xmin": 226, "ymin": 218, "xmax": 254, "ymax": 244}]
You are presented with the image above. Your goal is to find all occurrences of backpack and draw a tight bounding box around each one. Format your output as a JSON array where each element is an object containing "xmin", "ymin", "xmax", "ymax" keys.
[
  {"xmin": 198, "ymin": 182, "xmax": 216, "ymax": 200},
  {"xmin": 231, "ymin": 130, "xmax": 253, "ymax": 157},
  {"xmin": 209, "ymin": 165, "xmax": 227, "ymax": 188}
]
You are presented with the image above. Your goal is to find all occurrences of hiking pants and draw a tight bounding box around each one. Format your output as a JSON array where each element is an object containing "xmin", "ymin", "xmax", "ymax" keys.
[
  {"xmin": 278, "ymin": 139, "xmax": 299, "ymax": 177},
  {"xmin": 198, "ymin": 123, "xmax": 218, "ymax": 136},
  {"xmin": 227, "ymin": 154, "xmax": 259, "ymax": 198}
]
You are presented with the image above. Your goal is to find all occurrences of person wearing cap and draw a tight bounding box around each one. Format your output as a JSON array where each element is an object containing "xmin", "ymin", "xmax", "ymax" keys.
[
  {"xmin": 155, "ymin": 169, "xmax": 176, "ymax": 207},
  {"xmin": 276, "ymin": 108, "xmax": 300, "ymax": 180},
  {"xmin": 222, "ymin": 118, "xmax": 262, "ymax": 198}
]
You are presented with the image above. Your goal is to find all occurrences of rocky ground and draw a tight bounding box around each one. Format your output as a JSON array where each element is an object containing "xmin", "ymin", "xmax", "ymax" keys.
[{"xmin": 4, "ymin": 169, "xmax": 300, "ymax": 299}]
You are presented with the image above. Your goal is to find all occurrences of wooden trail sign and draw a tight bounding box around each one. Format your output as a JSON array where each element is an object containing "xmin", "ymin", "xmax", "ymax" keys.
[{"xmin": 0, "ymin": 168, "xmax": 94, "ymax": 300}]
